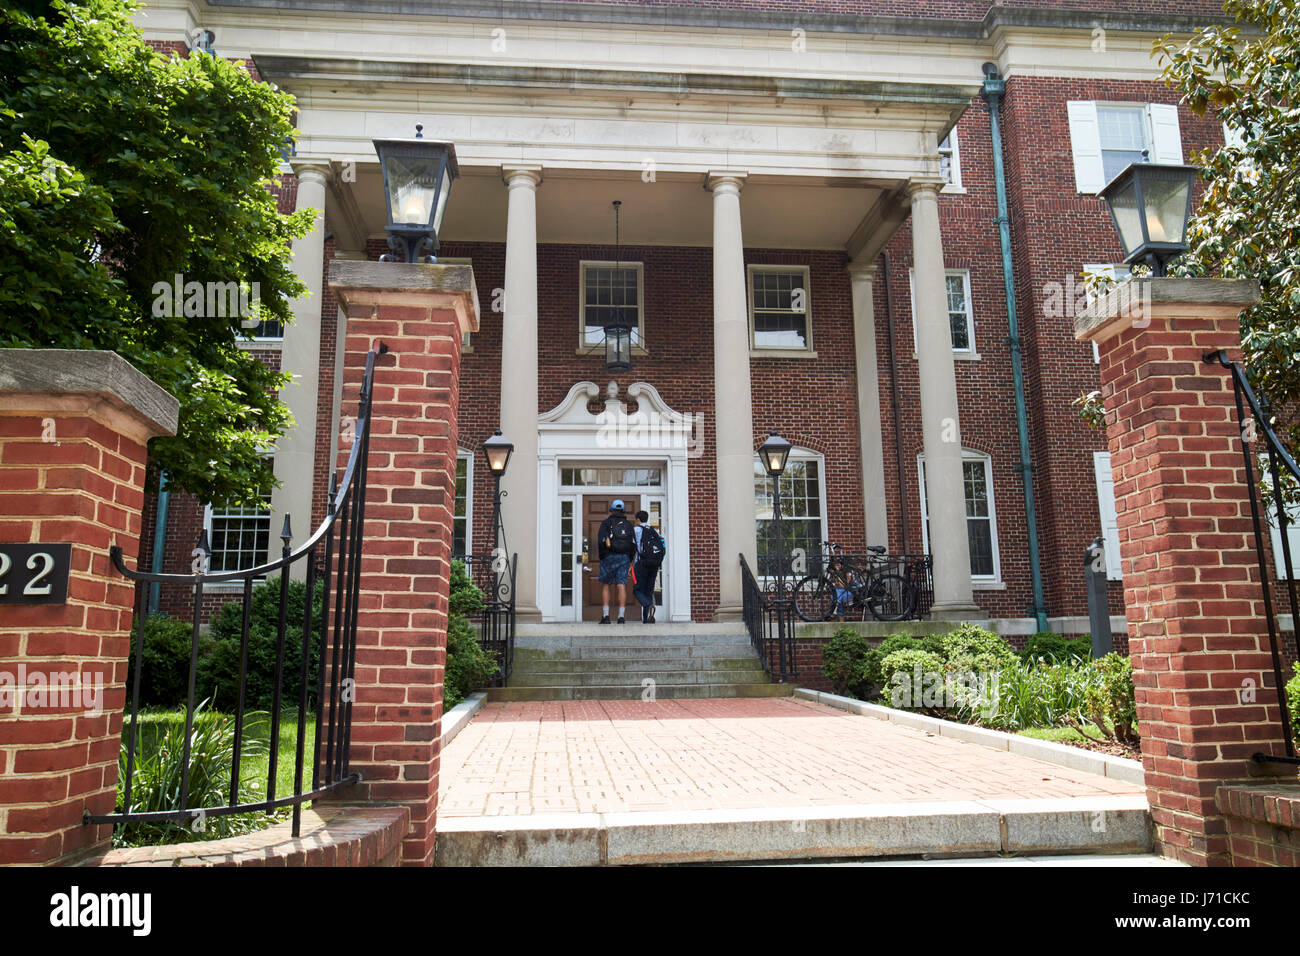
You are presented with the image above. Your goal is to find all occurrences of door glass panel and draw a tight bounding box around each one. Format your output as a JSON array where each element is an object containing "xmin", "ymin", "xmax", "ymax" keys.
[
  {"xmin": 560, "ymin": 499, "xmax": 575, "ymax": 607},
  {"xmin": 647, "ymin": 498, "xmax": 664, "ymax": 607}
]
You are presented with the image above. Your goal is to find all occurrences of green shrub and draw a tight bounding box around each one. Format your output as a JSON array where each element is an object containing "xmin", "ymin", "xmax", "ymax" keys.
[
  {"xmin": 1288, "ymin": 673, "xmax": 1300, "ymax": 749},
  {"xmin": 822, "ymin": 627, "xmax": 873, "ymax": 698},
  {"xmin": 878, "ymin": 648, "xmax": 945, "ymax": 708},
  {"xmin": 125, "ymin": 614, "xmax": 208, "ymax": 708},
  {"xmin": 975, "ymin": 657, "xmax": 1099, "ymax": 731},
  {"xmin": 444, "ymin": 560, "xmax": 496, "ymax": 708},
  {"xmin": 114, "ymin": 699, "xmax": 268, "ymax": 847},
  {"xmin": 197, "ymin": 577, "xmax": 324, "ymax": 712},
  {"xmin": 936, "ymin": 622, "xmax": 1017, "ymax": 674},
  {"xmin": 861, "ymin": 634, "xmax": 924, "ymax": 691},
  {"xmin": 1021, "ymin": 632, "xmax": 1091, "ymax": 665}
]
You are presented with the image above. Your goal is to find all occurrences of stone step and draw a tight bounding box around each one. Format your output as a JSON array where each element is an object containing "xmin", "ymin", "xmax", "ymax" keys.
[
  {"xmin": 515, "ymin": 656, "xmax": 762, "ymax": 674},
  {"xmin": 517, "ymin": 622, "xmax": 749, "ymax": 638},
  {"xmin": 515, "ymin": 635, "xmax": 754, "ymax": 651},
  {"xmin": 488, "ymin": 682, "xmax": 795, "ymax": 702},
  {"xmin": 508, "ymin": 669, "xmax": 773, "ymax": 687}
]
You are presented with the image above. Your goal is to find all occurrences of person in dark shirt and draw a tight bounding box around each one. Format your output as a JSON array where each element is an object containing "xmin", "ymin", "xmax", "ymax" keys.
[
  {"xmin": 596, "ymin": 499, "xmax": 635, "ymax": 624},
  {"xmin": 629, "ymin": 510, "xmax": 665, "ymax": 623}
]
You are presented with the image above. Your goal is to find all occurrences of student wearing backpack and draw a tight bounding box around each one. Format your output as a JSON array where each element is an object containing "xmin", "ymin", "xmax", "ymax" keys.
[
  {"xmin": 629, "ymin": 510, "xmax": 666, "ymax": 624},
  {"xmin": 596, "ymin": 499, "xmax": 637, "ymax": 624}
]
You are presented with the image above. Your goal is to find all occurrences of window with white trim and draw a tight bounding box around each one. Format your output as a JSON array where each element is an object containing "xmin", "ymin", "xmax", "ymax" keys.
[
  {"xmin": 939, "ymin": 130, "xmax": 962, "ymax": 190},
  {"xmin": 1066, "ymin": 101, "xmax": 1183, "ymax": 193},
  {"xmin": 247, "ymin": 318, "xmax": 284, "ymax": 341},
  {"xmin": 1083, "ymin": 264, "xmax": 1132, "ymax": 363},
  {"xmin": 580, "ymin": 261, "xmax": 643, "ymax": 349},
  {"xmin": 438, "ymin": 257, "xmax": 474, "ymax": 350},
  {"xmin": 453, "ymin": 449, "xmax": 472, "ymax": 558},
  {"xmin": 205, "ymin": 483, "xmax": 273, "ymax": 573},
  {"xmin": 918, "ymin": 450, "xmax": 1000, "ymax": 581},
  {"xmin": 1093, "ymin": 451, "xmax": 1122, "ymax": 581},
  {"xmin": 1262, "ymin": 459, "xmax": 1300, "ymax": 581},
  {"xmin": 748, "ymin": 265, "xmax": 812, "ymax": 352},
  {"xmin": 909, "ymin": 269, "xmax": 975, "ymax": 354},
  {"xmin": 753, "ymin": 450, "xmax": 826, "ymax": 578}
]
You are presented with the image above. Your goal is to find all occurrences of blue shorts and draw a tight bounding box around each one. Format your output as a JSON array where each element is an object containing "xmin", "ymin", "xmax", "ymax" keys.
[{"xmin": 598, "ymin": 553, "xmax": 631, "ymax": 585}]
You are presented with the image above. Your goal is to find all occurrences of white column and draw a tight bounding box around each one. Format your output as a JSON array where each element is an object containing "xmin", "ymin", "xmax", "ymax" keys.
[
  {"xmin": 707, "ymin": 172, "xmax": 757, "ymax": 619},
  {"xmin": 269, "ymin": 163, "xmax": 329, "ymax": 575},
  {"xmin": 848, "ymin": 261, "xmax": 890, "ymax": 547},
  {"xmin": 910, "ymin": 179, "xmax": 978, "ymax": 617},
  {"xmin": 500, "ymin": 165, "xmax": 542, "ymax": 619}
]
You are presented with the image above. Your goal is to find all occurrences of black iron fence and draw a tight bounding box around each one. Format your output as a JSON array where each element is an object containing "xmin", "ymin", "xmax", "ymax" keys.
[
  {"xmin": 740, "ymin": 553, "xmax": 797, "ymax": 682},
  {"xmin": 90, "ymin": 344, "xmax": 387, "ymax": 839},
  {"xmin": 456, "ymin": 551, "xmax": 517, "ymax": 686},
  {"xmin": 795, "ymin": 544, "xmax": 934, "ymax": 622},
  {"xmin": 1207, "ymin": 350, "xmax": 1299, "ymax": 763}
]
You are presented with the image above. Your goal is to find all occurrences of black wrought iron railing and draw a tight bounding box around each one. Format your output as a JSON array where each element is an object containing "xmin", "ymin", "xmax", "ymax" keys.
[
  {"xmin": 90, "ymin": 344, "xmax": 387, "ymax": 839},
  {"xmin": 1207, "ymin": 350, "xmax": 1299, "ymax": 763},
  {"xmin": 740, "ymin": 553, "xmax": 797, "ymax": 682},
  {"xmin": 797, "ymin": 543, "xmax": 934, "ymax": 622},
  {"xmin": 456, "ymin": 551, "xmax": 517, "ymax": 686}
]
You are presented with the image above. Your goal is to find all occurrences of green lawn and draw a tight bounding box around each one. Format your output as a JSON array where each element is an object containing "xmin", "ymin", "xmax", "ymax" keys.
[{"xmin": 1016, "ymin": 726, "xmax": 1093, "ymax": 744}]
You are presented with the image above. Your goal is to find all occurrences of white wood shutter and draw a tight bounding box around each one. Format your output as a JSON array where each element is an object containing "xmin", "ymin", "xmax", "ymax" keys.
[
  {"xmin": 1067, "ymin": 101, "xmax": 1105, "ymax": 194},
  {"xmin": 1146, "ymin": 103, "xmax": 1184, "ymax": 164},
  {"xmin": 1093, "ymin": 451, "xmax": 1122, "ymax": 581}
]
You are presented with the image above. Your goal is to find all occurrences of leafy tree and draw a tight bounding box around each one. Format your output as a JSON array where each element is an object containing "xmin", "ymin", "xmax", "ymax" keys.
[
  {"xmin": 1157, "ymin": 1, "xmax": 1300, "ymax": 455},
  {"xmin": 0, "ymin": 0, "xmax": 313, "ymax": 504}
]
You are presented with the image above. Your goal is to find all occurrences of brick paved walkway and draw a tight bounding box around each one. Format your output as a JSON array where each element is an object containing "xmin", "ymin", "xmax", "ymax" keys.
[{"xmin": 438, "ymin": 697, "xmax": 1143, "ymax": 817}]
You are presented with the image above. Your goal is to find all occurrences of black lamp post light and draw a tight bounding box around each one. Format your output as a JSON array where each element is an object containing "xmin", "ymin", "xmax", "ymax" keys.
[
  {"xmin": 603, "ymin": 200, "xmax": 633, "ymax": 372},
  {"xmin": 758, "ymin": 431, "xmax": 794, "ymax": 597},
  {"xmin": 373, "ymin": 125, "xmax": 459, "ymax": 264},
  {"xmin": 483, "ymin": 428, "xmax": 513, "ymax": 556},
  {"xmin": 1098, "ymin": 157, "xmax": 1197, "ymax": 277}
]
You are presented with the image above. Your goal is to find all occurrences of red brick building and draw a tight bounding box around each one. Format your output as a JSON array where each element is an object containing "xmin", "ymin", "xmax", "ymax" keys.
[{"xmin": 139, "ymin": 0, "xmax": 1290, "ymax": 641}]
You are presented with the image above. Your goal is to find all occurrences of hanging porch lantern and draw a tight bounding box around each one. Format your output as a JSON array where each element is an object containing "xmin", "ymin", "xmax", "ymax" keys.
[
  {"xmin": 604, "ymin": 199, "xmax": 633, "ymax": 372},
  {"xmin": 372, "ymin": 125, "xmax": 459, "ymax": 264}
]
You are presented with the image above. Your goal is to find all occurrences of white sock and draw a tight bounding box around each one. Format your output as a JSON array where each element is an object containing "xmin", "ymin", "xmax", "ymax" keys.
[{"xmin": 603, "ymin": 605, "xmax": 609, "ymax": 616}]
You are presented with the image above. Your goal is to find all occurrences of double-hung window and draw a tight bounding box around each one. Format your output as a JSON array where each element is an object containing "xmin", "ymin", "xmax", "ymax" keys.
[
  {"xmin": 206, "ymin": 483, "xmax": 273, "ymax": 573},
  {"xmin": 917, "ymin": 450, "xmax": 1000, "ymax": 583},
  {"xmin": 909, "ymin": 269, "xmax": 976, "ymax": 355},
  {"xmin": 748, "ymin": 265, "xmax": 812, "ymax": 353},
  {"xmin": 1066, "ymin": 101, "xmax": 1183, "ymax": 193},
  {"xmin": 580, "ymin": 261, "xmax": 643, "ymax": 349},
  {"xmin": 453, "ymin": 450, "xmax": 472, "ymax": 558},
  {"xmin": 753, "ymin": 451, "xmax": 826, "ymax": 578}
]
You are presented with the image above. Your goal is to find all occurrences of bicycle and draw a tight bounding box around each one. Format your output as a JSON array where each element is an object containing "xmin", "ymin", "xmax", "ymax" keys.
[{"xmin": 793, "ymin": 542, "xmax": 917, "ymax": 622}]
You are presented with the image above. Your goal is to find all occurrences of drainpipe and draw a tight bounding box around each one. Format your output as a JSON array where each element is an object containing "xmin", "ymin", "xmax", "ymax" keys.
[
  {"xmin": 880, "ymin": 251, "xmax": 908, "ymax": 554},
  {"xmin": 147, "ymin": 472, "xmax": 170, "ymax": 616},
  {"xmin": 980, "ymin": 63, "xmax": 1049, "ymax": 633}
]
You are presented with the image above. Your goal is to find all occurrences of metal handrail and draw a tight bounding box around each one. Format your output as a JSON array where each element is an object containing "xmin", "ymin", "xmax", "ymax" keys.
[
  {"xmin": 457, "ymin": 551, "xmax": 517, "ymax": 685},
  {"xmin": 740, "ymin": 552, "xmax": 796, "ymax": 682},
  {"xmin": 89, "ymin": 343, "xmax": 388, "ymax": 838},
  {"xmin": 1206, "ymin": 350, "xmax": 1298, "ymax": 763}
]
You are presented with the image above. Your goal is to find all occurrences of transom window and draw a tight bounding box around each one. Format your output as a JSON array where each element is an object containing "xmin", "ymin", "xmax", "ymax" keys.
[
  {"xmin": 753, "ymin": 452, "xmax": 826, "ymax": 578},
  {"xmin": 580, "ymin": 261, "xmax": 643, "ymax": 348},
  {"xmin": 909, "ymin": 269, "xmax": 975, "ymax": 354},
  {"xmin": 917, "ymin": 450, "xmax": 999, "ymax": 581},
  {"xmin": 1097, "ymin": 105, "xmax": 1149, "ymax": 183},
  {"xmin": 748, "ymin": 265, "xmax": 812, "ymax": 352},
  {"xmin": 206, "ymin": 484, "xmax": 273, "ymax": 573},
  {"xmin": 561, "ymin": 466, "xmax": 662, "ymax": 488}
]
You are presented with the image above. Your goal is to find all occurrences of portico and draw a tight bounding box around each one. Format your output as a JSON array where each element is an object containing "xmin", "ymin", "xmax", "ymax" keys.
[{"xmin": 249, "ymin": 46, "xmax": 983, "ymax": 622}]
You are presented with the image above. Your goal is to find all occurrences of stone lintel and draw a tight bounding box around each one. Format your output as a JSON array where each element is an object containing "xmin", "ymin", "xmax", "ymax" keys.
[{"xmin": 328, "ymin": 260, "xmax": 481, "ymax": 336}]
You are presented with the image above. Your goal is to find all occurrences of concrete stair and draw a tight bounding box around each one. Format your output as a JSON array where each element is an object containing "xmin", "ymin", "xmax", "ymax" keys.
[{"xmin": 489, "ymin": 623, "xmax": 793, "ymax": 701}]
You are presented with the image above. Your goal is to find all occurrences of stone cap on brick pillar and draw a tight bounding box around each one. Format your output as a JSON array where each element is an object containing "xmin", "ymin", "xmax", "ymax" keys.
[
  {"xmin": 1073, "ymin": 277, "xmax": 1260, "ymax": 344},
  {"xmin": 328, "ymin": 260, "xmax": 480, "ymax": 336},
  {"xmin": 0, "ymin": 349, "xmax": 179, "ymax": 440}
]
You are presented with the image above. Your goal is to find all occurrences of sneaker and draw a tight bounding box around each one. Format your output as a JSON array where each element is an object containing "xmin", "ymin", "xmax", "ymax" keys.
[
  {"xmin": 599, "ymin": 615, "xmax": 610, "ymax": 624},
  {"xmin": 618, "ymin": 616, "xmax": 625, "ymax": 624}
]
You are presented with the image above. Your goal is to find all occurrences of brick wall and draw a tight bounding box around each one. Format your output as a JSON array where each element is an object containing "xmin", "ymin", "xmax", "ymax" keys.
[{"xmin": 0, "ymin": 354, "xmax": 175, "ymax": 864}]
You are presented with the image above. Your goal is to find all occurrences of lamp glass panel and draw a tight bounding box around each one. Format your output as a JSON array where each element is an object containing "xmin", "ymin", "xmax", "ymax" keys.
[
  {"xmin": 433, "ymin": 166, "xmax": 452, "ymax": 232},
  {"xmin": 1142, "ymin": 173, "xmax": 1191, "ymax": 244},
  {"xmin": 1108, "ymin": 178, "xmax": 1144, "ymax": 254},
  {"xmin": 386, "ymin": 156, "xmax": 437, "ymax": 226}
]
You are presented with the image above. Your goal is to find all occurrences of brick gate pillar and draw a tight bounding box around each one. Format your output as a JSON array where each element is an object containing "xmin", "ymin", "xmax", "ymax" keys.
[
  {"xmin": 0, "ymin": 350, "xmax": 177, "ymax": 864},
  {"xmin": 327, "ymin": 261, "xmax": 478, "ymax": 867},
  {"xmin": 1076, "ymin": 277, "xmax": 1292, "ymax": 866}
]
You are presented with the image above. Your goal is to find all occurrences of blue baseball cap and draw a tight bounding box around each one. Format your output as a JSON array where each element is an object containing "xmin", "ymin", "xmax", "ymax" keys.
[{"xmin": 610, "ymin": 499, "xmax": 625, "ymax": 512}]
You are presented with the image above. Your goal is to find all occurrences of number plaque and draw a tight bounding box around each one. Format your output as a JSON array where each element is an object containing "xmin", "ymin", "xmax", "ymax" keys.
[{"xmin": 0, "ymin": 543, "xmax": 72, "ymax": 605}]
